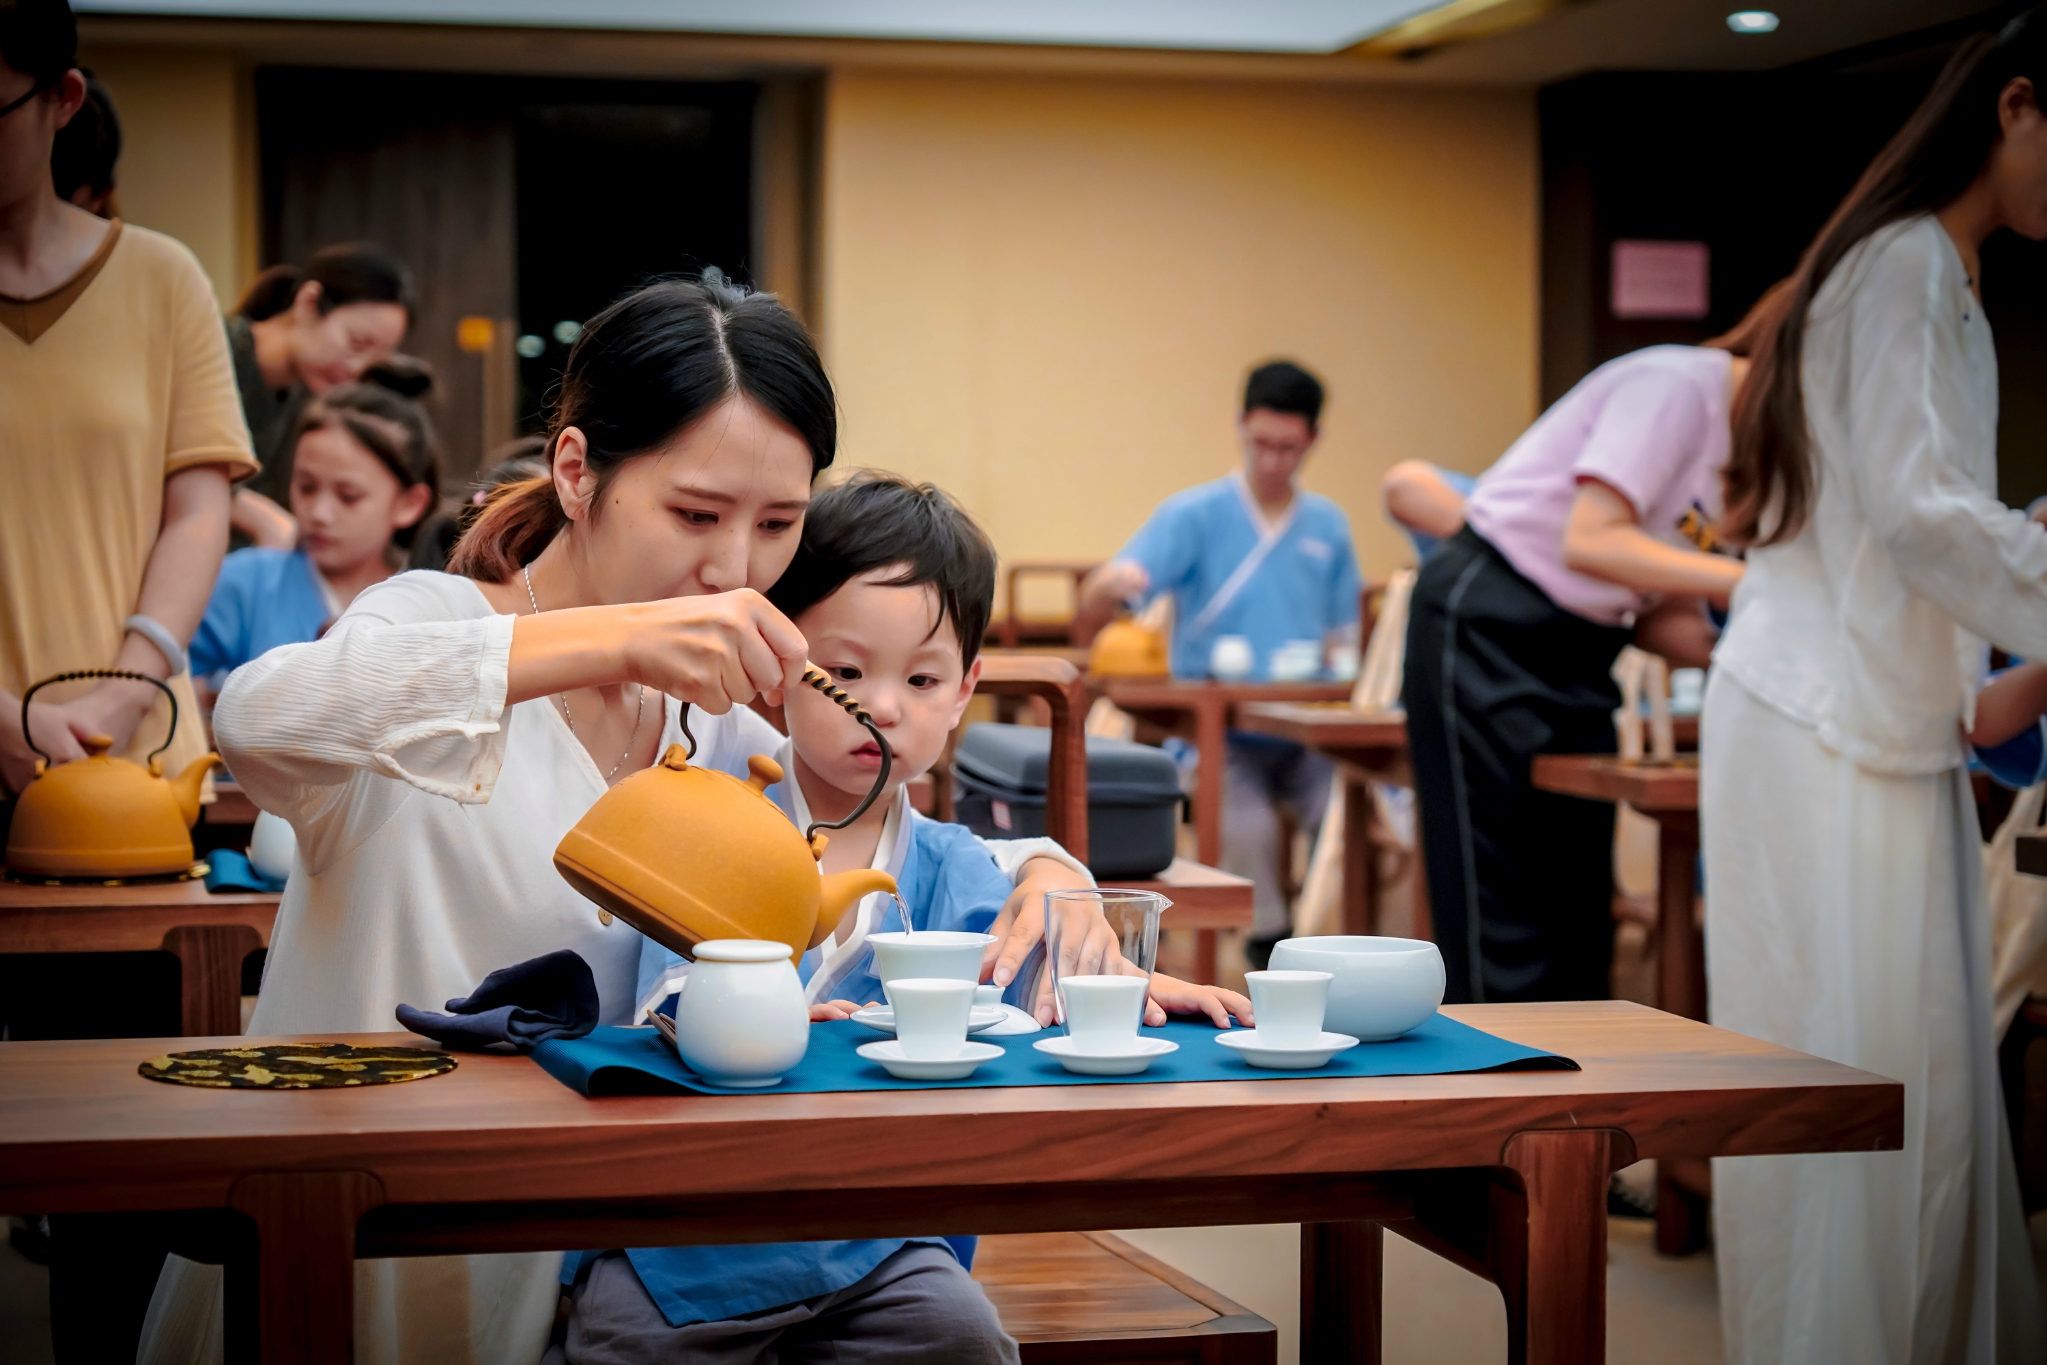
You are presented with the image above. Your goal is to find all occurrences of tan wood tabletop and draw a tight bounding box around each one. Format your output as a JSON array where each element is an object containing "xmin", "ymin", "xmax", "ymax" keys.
[
  {"xmin": 0, "ymin": 1000, "xmax": 1899, "ymax": 1365},
  {"xmin": 1528, "ymin": 754, "xmax": 1704, "ymax": 1256},
  {"xmin": 1115, "ymin": 857, "xmax": 1254, "ymax": 933},
  {"xmin": 0, "ymin": 877, "xmax": 276, "ymax": 1036}
]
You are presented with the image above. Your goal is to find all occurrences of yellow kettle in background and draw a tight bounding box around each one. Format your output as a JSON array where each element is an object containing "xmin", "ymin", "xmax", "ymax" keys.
[
  {"xmin": 6, "ymin": 671, "xmax": 221, "ymax": 880},
  {"xmin": 554, "ymin": 667, "xmax": 899, "ymax": 960},
  {"xmin": 1087, "ymin": 614, "xmax": 1170, "ymax": 679}
]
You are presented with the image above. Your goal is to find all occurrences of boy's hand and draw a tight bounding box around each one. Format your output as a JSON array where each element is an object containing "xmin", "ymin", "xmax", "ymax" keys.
[
  {"xmin": 807, "ymin": 999, "xmax": 868, "ymax": 1022},
  {"xmin": 1146, "ymin": 973, "xmax": 1251, "ymax": 1030},
  {"xmin": 984, "ymin": 856, "xmax": 1108, "ymax": 1023}
]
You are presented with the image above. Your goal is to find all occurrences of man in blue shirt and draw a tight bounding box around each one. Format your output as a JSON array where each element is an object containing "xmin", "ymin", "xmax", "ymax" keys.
[{"xmin": 1078, "ymin": 361, "xmax": 1361, "ymax": 964}]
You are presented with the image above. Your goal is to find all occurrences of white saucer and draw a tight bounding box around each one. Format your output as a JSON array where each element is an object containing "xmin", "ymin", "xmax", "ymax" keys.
[
  {"xmin": 1213, "ymin": 1029, "xmax": 1359, "ymax": 1069},
  {"xmin": 1032, "ymin": 1034, "xmax": 1178, "ymax": 1076},
  {"xmin": 851, "ymin": 1005, "xmax": 1007, "ymax": 1036},
  {"xmin": 856, "ymin": 1039, "xmax": 1004, "ymax": 1080}
]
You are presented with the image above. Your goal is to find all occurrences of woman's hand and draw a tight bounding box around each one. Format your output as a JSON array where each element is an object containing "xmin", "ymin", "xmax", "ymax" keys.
[
  {"xmin": 808, "ymin": 999, "xmax": 867, "ymax": 1022},
  {"xmin": 1146, "ymin": 973, "xmax": 1251, "ymax": 1029},
  {"xmin": 0, "ymin": 695, "xmax": 88, "ymax": 792},
  {"xmin": 507, "ymin": 588, "xmax": 808, "ymax": 712},
  {"xmin": 981, "ymin": 856, "xmax": 1122, "ymax": 1024}
]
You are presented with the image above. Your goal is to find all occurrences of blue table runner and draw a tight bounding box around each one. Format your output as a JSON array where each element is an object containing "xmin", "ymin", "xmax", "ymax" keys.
[{"xmin": 532, "ymin": 1014, "xmax": 1575, "ymax": 1098}]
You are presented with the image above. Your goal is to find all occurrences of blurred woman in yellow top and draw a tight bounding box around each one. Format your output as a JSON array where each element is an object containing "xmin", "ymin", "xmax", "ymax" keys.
[{"xmin": 0, "ymin": 0, "xmax": 256, "ymax": 796}]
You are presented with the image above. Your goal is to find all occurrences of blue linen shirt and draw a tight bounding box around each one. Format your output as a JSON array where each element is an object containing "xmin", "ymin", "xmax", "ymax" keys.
[
  {"xmin": 601, "ymin": 804, "xmax": 1018, "ymax": 1327},
  {"xmin": 189, "ymin": 548, "xmax": 331, "ymax": 685},
  {"xmin": 1119, "ymin": 474, "xmax": 1361, "ymax": 681}
]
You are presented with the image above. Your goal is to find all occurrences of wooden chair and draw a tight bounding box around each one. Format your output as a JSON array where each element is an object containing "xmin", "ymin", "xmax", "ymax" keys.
[
  {"xmin": 974, "ymin": 1231, "xmax": 1277, "ymax": 1363},
  {"xmin": 993, "ymin": 561, "xmax": 1099, "ymax": 650}
]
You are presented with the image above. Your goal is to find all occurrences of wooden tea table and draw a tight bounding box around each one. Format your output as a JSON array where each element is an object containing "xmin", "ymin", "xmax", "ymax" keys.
[
  {"xmin": 0, "ymin": 1000, "xmax": 1899, "ymax": 1365},
  {"xmin": 1528, "ymin": 754, "xmax": 1704, "ymax": 1255},
  {"xmin": 1236, "ymin": 703, "xmax": 1413, "ymax": 937},
  {"xmin": 0, "ymin": 877, "xmax": 277, "ymax": 1036}
]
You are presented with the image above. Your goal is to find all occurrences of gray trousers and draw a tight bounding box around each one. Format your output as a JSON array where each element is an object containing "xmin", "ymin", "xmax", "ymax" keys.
[
  {"xmin": 1222, "ymin": 736, "xmax": 1334, "ymax": 938},
  {"xmin": 542, "ymin": 1244, "xmax": 1019, "ymax": 1365}
]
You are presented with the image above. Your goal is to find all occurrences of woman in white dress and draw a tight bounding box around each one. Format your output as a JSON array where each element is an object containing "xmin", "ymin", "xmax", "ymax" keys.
[
  {"xmin": 138, "ymin": 276, "xmax": 1093, "ymax": 1365},
  {"xmin": 1705, "ymin": 12, "xmax": 2047, "ymax": 1362}
]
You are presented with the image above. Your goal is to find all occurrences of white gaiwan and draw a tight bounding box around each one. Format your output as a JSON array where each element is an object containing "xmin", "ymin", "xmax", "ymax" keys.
[
  {"xmin": 671, "ymin": 939, "xmax": 810, "ymax": 1087},
  {"xmin": 1268, "ymin": 936, "xmax": 1444, "ymax": 1041}
]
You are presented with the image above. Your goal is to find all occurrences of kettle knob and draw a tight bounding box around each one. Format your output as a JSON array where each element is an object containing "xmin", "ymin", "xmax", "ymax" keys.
[
  {"xmin": 83, "ymin": 734, "xmax": 113, "ymax": 758},
  {"xmin": 747, "ymin": 755, "xmax": 784, "ymax": 794}
]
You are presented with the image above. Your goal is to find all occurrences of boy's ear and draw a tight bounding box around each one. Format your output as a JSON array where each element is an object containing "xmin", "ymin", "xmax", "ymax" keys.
[{"xmin": 948, "ymin": 656, "xmax": 983, "ymax": 730}]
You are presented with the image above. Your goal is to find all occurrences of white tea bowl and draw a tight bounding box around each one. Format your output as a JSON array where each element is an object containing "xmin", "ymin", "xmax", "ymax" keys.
[
  {"xmin": 867, "ymin": 931, "xmax": 996, "ymax": 987},
  {"xmin": 1267, "ymin": 937, "xmax": 1443, "ymax": 1042}
]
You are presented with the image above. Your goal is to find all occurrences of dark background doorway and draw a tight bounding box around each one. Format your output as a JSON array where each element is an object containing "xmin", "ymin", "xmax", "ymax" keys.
[{"xmin": 257, "ymin": 69, "xmax": 755, "ymax": 484}]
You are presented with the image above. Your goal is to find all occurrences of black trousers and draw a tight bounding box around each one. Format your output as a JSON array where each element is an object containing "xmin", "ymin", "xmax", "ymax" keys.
[{"xmin": 1403, "ymin": 527, "xmax": 1632, "ymax": 1004}]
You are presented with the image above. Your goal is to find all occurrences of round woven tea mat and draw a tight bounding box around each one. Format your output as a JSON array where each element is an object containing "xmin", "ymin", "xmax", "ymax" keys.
[{"xmin": 139, "ymin": 1043, "xmax": 456, "ymax": 1090}]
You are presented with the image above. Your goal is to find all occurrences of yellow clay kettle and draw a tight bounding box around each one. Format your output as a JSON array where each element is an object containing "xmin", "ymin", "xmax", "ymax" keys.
[
  {"xmin": 6, "ymin": 670, "xmax": 221, "ymax": 880},
  {"xmin": 554, "ymin": 667, "xmax": 899, "ymax": 960},
  {"xmin": 1087, "ymin": 613, "xmax": 1170, "ymax": 679}
]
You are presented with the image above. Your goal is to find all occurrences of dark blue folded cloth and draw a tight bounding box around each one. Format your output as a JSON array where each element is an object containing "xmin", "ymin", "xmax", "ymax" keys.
[
  {"xmin": 204, "ymin": 849, "xmax": 285, "ymax": 894},
  {"xmin": 396, "ymin": 950, "xmax": 600, "ymax": 1053}
]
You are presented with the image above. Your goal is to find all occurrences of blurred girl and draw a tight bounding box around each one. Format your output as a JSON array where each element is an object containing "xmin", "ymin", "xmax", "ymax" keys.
[
  {"xmin": 189, "ymin": 385, "xmax": 438, "ymax": 684},
  {"xmin": 225, "ymin": 242, "xmax": 414, "ymax": 547},
  {"xmin": 1703, "ymin": 10, "xmax": 2047, "ymax": 1359}
]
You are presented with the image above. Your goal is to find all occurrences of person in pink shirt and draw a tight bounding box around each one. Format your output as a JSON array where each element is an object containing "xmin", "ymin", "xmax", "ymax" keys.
[{"xmin": 1401, "ymin": 293, "xmax": 1775, "ymax": 1005}]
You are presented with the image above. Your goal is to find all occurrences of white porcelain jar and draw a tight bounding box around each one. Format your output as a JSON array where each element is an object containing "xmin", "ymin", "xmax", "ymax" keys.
[{"xmin": 672, "ymin": 939, "xmax": 810, "ymax": 1087}]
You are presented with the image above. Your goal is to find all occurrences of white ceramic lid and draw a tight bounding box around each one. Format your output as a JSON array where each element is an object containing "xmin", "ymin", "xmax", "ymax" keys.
[{"xmin": 693, "ymin": 939, "xmax": 797, "ymax": 962}]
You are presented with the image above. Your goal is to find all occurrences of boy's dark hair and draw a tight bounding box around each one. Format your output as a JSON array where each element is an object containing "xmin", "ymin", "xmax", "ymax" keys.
[
  {"xmin": 0, "ymin": 0, "xmax": 76, "ymax": 89},
  {"xmin": 768, "ymin": 472, "xmax": 996, "ymax": 669},
  {"xmin": 1242, "ymin": 360, "xmax": 1325, "ymax": 429},
  {"xmin": 50, "ymin": 70, "xmax": 116, "ymax": 201}
]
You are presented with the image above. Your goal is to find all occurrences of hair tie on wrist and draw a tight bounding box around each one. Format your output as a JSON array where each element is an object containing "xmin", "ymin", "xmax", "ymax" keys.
[{"xmin": 124, "ymin": 614, "xmax": 188, "ymax": 678}]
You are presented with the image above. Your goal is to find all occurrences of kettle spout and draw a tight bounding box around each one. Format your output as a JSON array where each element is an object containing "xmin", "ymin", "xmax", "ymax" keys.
[
  {"xmin": 168, "ymin": 752, "xmax": 223, "ymax": 827},
  {"xmin": 812, "ymin": 870, "xmax": 899, "ymax": 949}
]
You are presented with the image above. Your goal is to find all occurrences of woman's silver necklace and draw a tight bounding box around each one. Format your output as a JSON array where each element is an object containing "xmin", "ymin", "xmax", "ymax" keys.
[{"xmin": 523, "ymin": 563, "xmax": 646, "ymax": 781}]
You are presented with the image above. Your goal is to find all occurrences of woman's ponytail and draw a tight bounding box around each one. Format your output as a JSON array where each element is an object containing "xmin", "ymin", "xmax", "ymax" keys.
[
  {"xmin": 447, "ymin": 475, "xmax": 568, "ymax": 581},
  {"xmin": 235, "ymin": 264, "xmax": 305, "ymax": 320}
]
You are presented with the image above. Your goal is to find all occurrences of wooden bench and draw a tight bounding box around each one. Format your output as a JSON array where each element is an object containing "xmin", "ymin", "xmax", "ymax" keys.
[{"xmin": 974, "ymin": 1231, "xmax": 1276, "ymax": 1362}]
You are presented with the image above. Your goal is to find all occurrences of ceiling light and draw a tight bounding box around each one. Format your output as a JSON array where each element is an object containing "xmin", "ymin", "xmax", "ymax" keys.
[{"xmin": 1727, "ymin": 11, "xmax": 1780, "ymax": 34}]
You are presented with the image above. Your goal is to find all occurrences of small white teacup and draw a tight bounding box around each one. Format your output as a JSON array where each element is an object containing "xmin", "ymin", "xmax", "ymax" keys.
[
  {"xmin": 884, "ymin": 978, "xmax": 977, "ymax": 1060},
  {"xmin": 1244, "ymin": 970, "xmax": 1334, "ymax": 1049},
  {"xmin": 868, "ymin": 931, "xmax": 996, "ymax": 987},
  {"xmin": 1059, "ymin": 974, "xmax": 1148, "ymax": 1053}
]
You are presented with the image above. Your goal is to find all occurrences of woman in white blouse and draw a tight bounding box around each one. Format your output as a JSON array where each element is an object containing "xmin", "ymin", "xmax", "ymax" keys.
[
  {"xmin": 1705, "ymin": 13, "xmax": 2047, "ymax": 1362},
  {"xmin": 140, "ymin": 277, "xmax": 1093, "ymax": 1365}
]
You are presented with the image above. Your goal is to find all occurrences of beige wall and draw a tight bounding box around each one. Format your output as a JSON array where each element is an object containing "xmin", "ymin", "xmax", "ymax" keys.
[
  {"xmin": 821, "ymin": 71, "xmax": 1539, "ymax": 594},
  {"xmin": 79, "ymin": 45, "xmax": 257, "ymax": 311}
]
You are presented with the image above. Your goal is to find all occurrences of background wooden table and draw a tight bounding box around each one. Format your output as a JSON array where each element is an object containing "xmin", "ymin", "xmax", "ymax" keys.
[
  {"xmin": 0, "ymin": 1001, "xmax": 1899, "ymax": 1365},
  {"xmin": 1236, "ymin": 703, "xmax": 1413, "ymax": 938},
  {"xmin": 1528, "ymin": 754, "xmax": 1703, "ymax": 1256},
  {"xmin": 1100, "ymin": 680, "xmax": 1354, "ymax": 872},
  {"xmin": 0, "ymin": 878, "xmax": 277, "ymax": 1036}
]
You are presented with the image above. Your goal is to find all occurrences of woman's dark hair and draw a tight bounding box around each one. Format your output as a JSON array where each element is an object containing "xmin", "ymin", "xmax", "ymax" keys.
[
  {"xmin": 1724, "ymin": 8, "xmax": 2047, "ymax": 546},
  {"xmin": 50, "ymin": 71, "xmax": 117, "ymax": 202},
  {"xmin": 235, "ymin": 242, "xmax": 417, "ymax": 325},
  {"xmin": 450, "ymin": 270, "xmax": 837, "ymax": 581},
  {"xmin": 0, "ymin": 0, "xmax": 75, "ymax": 89},
  {"xmin": 768, "ymin": 472, "xmax": 996, "ymax": 668},
  {"xmin": 363, "ymin": 352, "xmax": 435, "ymax": 400},
  {"xmin": 291, "ymin": 384, "xmax": 441, "ymax": 548},
  {"xmin": 1243, "ymin": 360, "xmax": 1325, "ymax": 429}
]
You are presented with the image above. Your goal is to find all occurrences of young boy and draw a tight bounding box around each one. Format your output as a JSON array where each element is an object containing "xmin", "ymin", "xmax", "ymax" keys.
[{"xmin": 550, "ymin": 473, "xmax": 1249, "ymax": 1364}]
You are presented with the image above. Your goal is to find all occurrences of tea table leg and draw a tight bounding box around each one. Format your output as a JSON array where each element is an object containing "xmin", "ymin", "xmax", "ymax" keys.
[
  {"xmin": 1300, "ymin": 1219, "xmax": 1383, "ymax": 1363},
  {"xmin": 228, "ymin": 1170, "xmax": 385, "ymax": 1365}
]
